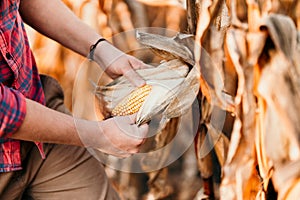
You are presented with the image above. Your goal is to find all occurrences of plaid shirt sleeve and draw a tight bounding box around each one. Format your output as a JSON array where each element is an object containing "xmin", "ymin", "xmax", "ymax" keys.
[
  {"xmin": 0, "ymin": 0, "xmax": 45, "ymax": 172},
  {"xmin": 0, "ymin": 84, "xmax": 26, "ymax": 138}
]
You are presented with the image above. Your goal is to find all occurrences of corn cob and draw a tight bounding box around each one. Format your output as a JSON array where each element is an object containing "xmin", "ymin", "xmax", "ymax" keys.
[{"xmin": 111, "ymin": 84, "xmax": 152, "ymax": 116}]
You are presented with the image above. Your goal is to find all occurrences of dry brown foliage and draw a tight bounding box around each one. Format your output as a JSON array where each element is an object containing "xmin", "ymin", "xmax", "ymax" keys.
[
  {"xmin": 193, "ymin": 0, "xmax": 300, "ymax": 199},
  {"xmin": 27, "ymin": 0, "xmax": 300, "ymax": 199}
]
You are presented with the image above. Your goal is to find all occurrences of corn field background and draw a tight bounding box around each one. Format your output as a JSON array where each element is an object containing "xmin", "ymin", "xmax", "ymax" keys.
[{"xmin": 26, "ymin": 0, "xmax": 300, "ymax": 199}]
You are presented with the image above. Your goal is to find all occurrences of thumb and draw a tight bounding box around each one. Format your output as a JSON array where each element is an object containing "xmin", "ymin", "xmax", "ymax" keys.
[{"xmin": 137, "ymin": 123, "xmax": 149, "ymax": 139}]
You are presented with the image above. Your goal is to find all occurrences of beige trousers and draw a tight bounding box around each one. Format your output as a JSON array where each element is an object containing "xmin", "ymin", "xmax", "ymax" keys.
[{"xmin": 0, "ymin": 75, "xmax": 120, "ymax": 200}]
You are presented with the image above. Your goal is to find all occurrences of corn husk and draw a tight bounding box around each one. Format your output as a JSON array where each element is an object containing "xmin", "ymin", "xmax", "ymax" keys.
[
  {"xmin": 97, "ymin": 58, "xmax": 199, "ymax": 127},
  {"xmin": 136, "ymin": 31, "xmax": 195, "ymax": 66},
  {"xmin": 96, "ymin": 32, "xmax": 199, "ymax": 129}
]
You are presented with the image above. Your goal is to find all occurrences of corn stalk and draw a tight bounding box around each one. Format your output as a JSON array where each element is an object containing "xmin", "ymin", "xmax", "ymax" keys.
[{"xmin": 191, "ymin": 0, "xmax": 300, "ymax": 199}]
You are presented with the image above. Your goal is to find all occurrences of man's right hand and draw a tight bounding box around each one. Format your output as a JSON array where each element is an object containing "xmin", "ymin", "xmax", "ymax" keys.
[{"xmin": 78, "ymin": 114, "xmax": 148, "ymax": 157}]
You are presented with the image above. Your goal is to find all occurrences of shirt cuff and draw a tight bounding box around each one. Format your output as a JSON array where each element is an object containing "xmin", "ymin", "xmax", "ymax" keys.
[{"xmin": 0, "ymin": 84, "xmax": 26, "ymax": 138}]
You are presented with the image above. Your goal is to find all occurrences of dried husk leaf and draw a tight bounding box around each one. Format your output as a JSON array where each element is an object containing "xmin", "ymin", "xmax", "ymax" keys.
[
  {"xmin": 97, "ymin": 59, "xmax": 189, "ymax": 111},
  {"xmin": 220, "ymin": 25, "xmax": 261, "ymax": 200},
  {"xmin": 163, "ymin": 65, "xmax": 200, "ymax": 118},
  {"xmin": 195, "ymin": 124, "xmax": 215, "ymax": 179},
  {"xmin": 135, "ymin": 0, "xmax": 185, "ymax": 8},
  {"xmin": 255, "ymin": 14, "xmax": 300, "ymax": 199},
  {"xmin": 96, "ymin": 57, "xmax": 199, "ymax": 128},
  {"xmin": 136, "ymin": 77, "xmax": 186, "ymax": 125},
  {"xmin": 96, "ymin": 29, "xmax": 200, "ymax": 128},
  {"xmin": 136, "ymin": 31, "xmax": 195, "ymax": 66},
  {"xmin": 141, "ymin": 117, "xmax": 180, "ymax": 199},
  {"xmin": 206, "ymin": 123, "xmax": 230, "ymax": 168},
  {"xmin": 194, "ymin": 0, "xmax": 235, "ymax": 114},
  {"xmin": 272, "ymin": 160, "xmax": 300, "ymax": 199},
  {"xmin": 258, "ymin": 51, "xmax": 300, "ymax": 164},
  {"xmin": 218, "ymin": 11, "xmax": 300, "ymax": 200}
]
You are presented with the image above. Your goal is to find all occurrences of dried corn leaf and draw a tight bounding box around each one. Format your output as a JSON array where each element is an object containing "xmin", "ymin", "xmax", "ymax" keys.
[
  {"xmin": 258, "ymin": 50, "xmax": 300, "ymax": 163},
  {"xmin": 219, "ymin": 11, "xmax": 300, "ymax": 200},
  {"xmin": 272, "ymin": 160, "xmax": 300, "ymax": 199},
  {"xmin": 193, "ymin": 0, "xmax": 236, "ymax": 114},
  {"xmin": 255, "ymin": 14, "xmax": 300, "ymax": 199},
  {"xmin": 135, "ymin": 0, "xmax": 185, "ymax": 8},
  {"xmin": 206, "ymin": 123, "xmax": 229, "ymax": 168},
  {"xmin": 136, "ymin": 31, "xmax": 195, "ymax": 66},
  {"xmin": 195, "ymin": 124, "xmax": 215, "ymax": 179},
  {"xmin": 162, "ymin": 65, "xmax": 199, "ymax": 118},
  {"xmin": 258, "ymin": 14, "xmax": 300, "ymax": 162},
  {"xmin": 220, "ymin": 26, "xmax": 260, "ymax": 200}
]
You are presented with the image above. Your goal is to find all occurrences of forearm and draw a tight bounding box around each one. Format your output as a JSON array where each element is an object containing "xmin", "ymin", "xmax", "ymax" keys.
[
  {"xmin": 9, "ymin": 99, "xmax": 148, "ymax": 157},
  {"xmin": 10, "ymin": 98, "xmax": 87, "ymax": 146},
  {"xmin": 19, "ymin": 0, "xmax": 101, "ymax": 57},
  {"xmin": 19, "ymin": 0, "xmax": 147, "ymax": 86}
]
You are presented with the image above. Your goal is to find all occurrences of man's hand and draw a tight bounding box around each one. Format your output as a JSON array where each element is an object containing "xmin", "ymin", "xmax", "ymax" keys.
[
  {"xmin": 10, "ymin": 99, "xmax": 148, "ymax": 158},
  {"xmin": 78, "ymin": 114, "xmax": 148, "ymax": 157},
  {"xmin": 93, "ymin": 41, "xmax": 150, "ymax": 87}
]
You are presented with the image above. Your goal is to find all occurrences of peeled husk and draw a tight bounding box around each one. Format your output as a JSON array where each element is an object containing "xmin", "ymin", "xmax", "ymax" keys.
[
  {"xmin": 97, "ymin": 58, "xmax": 199, "ymax": 128},
  {"xmin": 95, "ymin": 32, "xmax": 199, "ymax": 131}
]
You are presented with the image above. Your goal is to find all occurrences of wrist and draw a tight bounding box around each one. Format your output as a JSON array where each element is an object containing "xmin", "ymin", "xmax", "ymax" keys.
[
  {"xmin": 92, "ymin": 41, "xmax": 124, "ymax": 72},
  {"xmin": 88, "ymin": 38, "xmax": 107, "ymax": 61},
  {"xmin": 75, "ymin": 119, "xmax": 101, "ymax": 148}
]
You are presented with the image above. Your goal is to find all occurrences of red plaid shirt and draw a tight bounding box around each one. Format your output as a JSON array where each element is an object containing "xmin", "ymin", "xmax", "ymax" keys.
[{"xmin": 0, "ymin": 0, "xmax": 45, "ymax": 172}]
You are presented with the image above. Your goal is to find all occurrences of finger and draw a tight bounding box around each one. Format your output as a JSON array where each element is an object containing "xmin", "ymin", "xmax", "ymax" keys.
[
  {"xmin": 104, "ymin": 148, "xmax": 131, "ymax": 158},
  {"xmin": 115, "ymin": 114, "xmax": 137, "ymax": 125},
  {"xmin": 130, "ymin": 123, "xmax": 149, "ymax": 139},
  {"xmin": 113, "ymin": 115, "xmax": 141, "ymax": 138},
  {"xmin": 123, "ymin": 69, "xmax": 145, "ymax": 87},
  {"xmin": 129, "ymin": 56, "xmax": 153, "ymax": 70},
  {"xmin": 128, "ymin": 113, "xmax": 137, "ymax": 124},
  {"xmin": 114, "ymin": 116, "xmax": 148, "ymax": 140}
]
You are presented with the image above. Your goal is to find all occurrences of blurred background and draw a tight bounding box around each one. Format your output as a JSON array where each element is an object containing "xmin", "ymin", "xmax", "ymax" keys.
[{"xmin": 25, "ymin": 0, "xmax": 300, "ymax": 199}]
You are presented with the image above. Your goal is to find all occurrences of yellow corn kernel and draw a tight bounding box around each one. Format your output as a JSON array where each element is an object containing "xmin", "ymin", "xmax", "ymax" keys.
[{"xmin": 112, "ymin": 84, "xmax": 152, "ymax": 116}]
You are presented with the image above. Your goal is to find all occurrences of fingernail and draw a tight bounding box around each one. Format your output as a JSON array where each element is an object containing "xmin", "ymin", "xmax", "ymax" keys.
[{"xmin": 135, "ymin": 78, "xmax": 145, "ymax": 87}]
